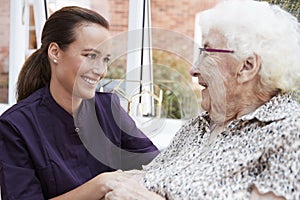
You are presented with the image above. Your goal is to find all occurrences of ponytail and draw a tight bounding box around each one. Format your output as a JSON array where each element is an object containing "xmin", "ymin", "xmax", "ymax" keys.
[{"xmin": 17, "ymin": 47, "xmax": 51, "ymax": 102}]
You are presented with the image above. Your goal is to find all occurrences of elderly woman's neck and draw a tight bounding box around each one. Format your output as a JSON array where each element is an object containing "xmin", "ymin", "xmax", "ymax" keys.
[
  {"xmin": 235, "ymin": 90, "xmax": 273, "ymax": 119},
  {"xmin": 211, "ymin": 91, "xmax": 273, "ymax": 129},
  {"xmin": 208, "ymin": 91, "xmax": 271, "ymax": 145}
]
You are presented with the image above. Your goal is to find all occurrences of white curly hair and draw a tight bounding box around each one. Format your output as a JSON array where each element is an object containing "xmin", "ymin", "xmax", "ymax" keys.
[{"xmin": 198, "ymin": 0, "xmax": 300, "ymax": 93}]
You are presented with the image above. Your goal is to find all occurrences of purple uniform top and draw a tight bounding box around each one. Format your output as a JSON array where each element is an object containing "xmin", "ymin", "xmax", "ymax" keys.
[{"xmin": 0, "ymin": 85, "xmax": 159, "ymax": 199}]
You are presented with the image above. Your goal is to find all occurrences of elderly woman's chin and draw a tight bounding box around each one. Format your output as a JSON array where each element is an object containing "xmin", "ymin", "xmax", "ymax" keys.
[{"xmin": 200, "ymin": 89, "xmax": 211, "ymax": 112}]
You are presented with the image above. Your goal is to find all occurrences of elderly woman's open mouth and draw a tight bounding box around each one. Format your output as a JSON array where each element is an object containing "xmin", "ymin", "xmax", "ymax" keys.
[{"xmin": 198, "ymin": 79, "xmax": 208, "ymax": 90}]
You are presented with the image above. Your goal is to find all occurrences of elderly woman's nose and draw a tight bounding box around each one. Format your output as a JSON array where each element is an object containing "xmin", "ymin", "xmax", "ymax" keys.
[{"xmin": 189, "ymin": 66, "xmax": 200, "ymax": 77}]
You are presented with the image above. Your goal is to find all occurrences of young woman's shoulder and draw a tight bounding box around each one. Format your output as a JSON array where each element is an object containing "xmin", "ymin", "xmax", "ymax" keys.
[
  {"xmin": 94, "ymin": 91, "xmax": 120, "ymax": 105},
  {"xmin": 0, "ymin": 87, "xmax": 46, "ymax": 120}
]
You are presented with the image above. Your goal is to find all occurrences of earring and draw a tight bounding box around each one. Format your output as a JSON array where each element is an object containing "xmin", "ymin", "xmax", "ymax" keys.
[{"xmin": 53, "ymin": 59, "xmax": 58, "ymax": 63}]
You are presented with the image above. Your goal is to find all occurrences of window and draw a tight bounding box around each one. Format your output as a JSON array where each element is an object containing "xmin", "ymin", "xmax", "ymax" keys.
[
  {"xmin": 0, "ymin": 0, "xmax": 26, "ymax": 115},
  {"xmin": 0, "ymin": 0, "xmax": 10, "ymax": 105},
  {"xmin": 98, "ymin": 0, "xmax": 221, "ymax": 148}
]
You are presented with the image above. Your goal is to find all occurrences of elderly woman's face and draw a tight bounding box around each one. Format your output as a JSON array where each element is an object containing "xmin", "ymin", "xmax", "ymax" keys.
[{"xmin": 190, "ymin": 29, "xmax": 240, "ymax": 123}]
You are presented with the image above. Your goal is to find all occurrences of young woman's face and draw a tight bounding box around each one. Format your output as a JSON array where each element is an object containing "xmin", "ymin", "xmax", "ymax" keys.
[{"xmin": 52, "ymin": 23, "xmax": 110, "ymax": 100}]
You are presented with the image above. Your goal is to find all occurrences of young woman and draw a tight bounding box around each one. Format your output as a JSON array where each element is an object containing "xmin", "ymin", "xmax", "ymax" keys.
[{"xmin": 0, "ymin": 6, "xmax": 158, "ymax": 199}]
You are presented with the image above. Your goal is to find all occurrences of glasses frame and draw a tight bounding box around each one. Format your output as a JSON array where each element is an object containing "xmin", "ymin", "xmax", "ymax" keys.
[{"xmin": 199, "ymin": 47, "xmax": 235, "ymax": 55}]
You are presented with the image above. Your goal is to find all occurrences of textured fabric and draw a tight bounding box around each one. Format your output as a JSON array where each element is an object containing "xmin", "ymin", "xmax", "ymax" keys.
[
  {"xmin": 143, "ymin": 94, "xmax": 300, "ymax": 200},
  {"xmin": 0, "ymin": 85, "xmax": 159, "ymax": 199}
]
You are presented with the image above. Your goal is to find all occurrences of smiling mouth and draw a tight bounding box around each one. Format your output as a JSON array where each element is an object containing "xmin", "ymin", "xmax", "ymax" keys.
[
  {"xmin": 82, "ymin": 76, "xmax": 98, "ymax": 85},
  {"xmin": 198, "ymin": 81, "xmax": 208, "ymax": 88}
]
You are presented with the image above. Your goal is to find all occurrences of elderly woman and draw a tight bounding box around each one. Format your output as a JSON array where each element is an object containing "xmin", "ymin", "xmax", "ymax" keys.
[{"xmin": 99, "ymin": 0, "xmax": 300, "ymax": 199}]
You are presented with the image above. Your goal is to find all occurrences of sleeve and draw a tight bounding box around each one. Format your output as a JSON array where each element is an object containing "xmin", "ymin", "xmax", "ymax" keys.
[
  {"xmin": 253, "ymin": 117, "xmax": 300, "ymax": 200},
  {"xmin": 109, "ymin": 94, "xmax": 160, "ymax": 170},
  {"xmin": 0, "ymin": 119, "xmax": 45, "ymax": 200}
]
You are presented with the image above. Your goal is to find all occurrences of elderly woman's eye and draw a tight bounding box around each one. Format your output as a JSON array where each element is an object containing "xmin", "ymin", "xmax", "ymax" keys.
[{"xmin": 203, "ymin": 43, "xmax": 209, "ymax": 49}]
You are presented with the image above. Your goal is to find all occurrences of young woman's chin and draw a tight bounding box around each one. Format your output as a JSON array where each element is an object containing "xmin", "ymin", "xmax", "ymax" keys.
[{"xmin": 73, "ymin": 84, "xmax": 97, "ymax": 100}]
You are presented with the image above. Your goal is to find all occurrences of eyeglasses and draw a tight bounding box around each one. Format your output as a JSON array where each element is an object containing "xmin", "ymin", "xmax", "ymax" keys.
[{"xmin": 199, "ymin": 47, "xmax": 235, "ymax": 55}]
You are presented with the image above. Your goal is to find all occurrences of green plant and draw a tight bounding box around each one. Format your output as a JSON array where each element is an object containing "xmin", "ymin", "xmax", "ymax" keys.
[{"xmin": 257, "ymin": 0, "xmax": 300, "ymax": 21}]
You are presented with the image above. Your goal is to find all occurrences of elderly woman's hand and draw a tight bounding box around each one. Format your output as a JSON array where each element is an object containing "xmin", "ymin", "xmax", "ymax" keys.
[
  {"xmin": 103, "ymin": 170, "xmax": 164, "ymax": 200},
  {"xmin": 250, "ymin": 186, "xmax": 286, "ymax": 200}
]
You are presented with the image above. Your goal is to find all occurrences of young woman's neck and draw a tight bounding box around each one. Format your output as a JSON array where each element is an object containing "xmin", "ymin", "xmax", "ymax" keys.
[{"xmin": 49, "ymin": 82, "xmax": 82, "ymax": 115}]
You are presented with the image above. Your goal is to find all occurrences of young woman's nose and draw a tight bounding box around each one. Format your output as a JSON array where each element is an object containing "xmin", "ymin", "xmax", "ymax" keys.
[
  {"xmin": 90, "ymin": 58, "xmax": 107, "ymax": 74},
  {"xmin": 92, "ymin": 64, "xmax": 106, "ymax": 75}
]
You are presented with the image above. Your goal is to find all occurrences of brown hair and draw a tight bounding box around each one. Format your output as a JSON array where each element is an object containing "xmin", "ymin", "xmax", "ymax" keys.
[{"xmin": 17, "ymin": 6, "xmax": 109, "ymax": 102}]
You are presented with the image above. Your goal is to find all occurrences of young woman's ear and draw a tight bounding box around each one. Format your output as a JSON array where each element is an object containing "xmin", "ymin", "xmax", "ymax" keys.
[
  {"xmin": 48, "ymin": 42, "xmax": 60, "ymax": 64},
  {"xmin": 237, "ymin": 53, "xmax": 261, "ymax": 83}
]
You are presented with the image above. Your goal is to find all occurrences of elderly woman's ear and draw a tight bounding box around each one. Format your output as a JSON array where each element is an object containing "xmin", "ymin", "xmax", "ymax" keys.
[{"xmin": 237, "ymin": 54, "xmax": 261, "ymax": 84}]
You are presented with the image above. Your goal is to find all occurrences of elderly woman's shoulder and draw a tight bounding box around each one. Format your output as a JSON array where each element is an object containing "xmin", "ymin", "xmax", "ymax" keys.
[
  {"xmin": 273, "ymin": 94, "xmax": 300, "ymax": 122},
  {"xmin": 180, "ymin": 112, "xmax": 209, "ymax": 129},
  {"xmin": 271, "ymin": 96, "xmax": 300, "ymax": 139}
]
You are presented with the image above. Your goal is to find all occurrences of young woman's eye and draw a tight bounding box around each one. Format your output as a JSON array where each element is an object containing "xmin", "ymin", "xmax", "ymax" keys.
[
  {"xmin": 86, "ymin": 54, "xmax": 97, "ymax": 59},
  {"xmin": 103, "ymin": 56, "xmax": 110, "ymax": 63}
]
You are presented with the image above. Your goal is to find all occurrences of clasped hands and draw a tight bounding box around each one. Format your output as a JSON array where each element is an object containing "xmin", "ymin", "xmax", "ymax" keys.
[{"xmin": 99, "ymin": 170, "xmax": 164, "ymax": 200}]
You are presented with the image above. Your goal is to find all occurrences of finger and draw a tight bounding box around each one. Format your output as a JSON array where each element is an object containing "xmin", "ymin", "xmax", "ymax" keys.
[{"xmin": 105, "ymin": 191, "xmax": 116, "ymax": 200}]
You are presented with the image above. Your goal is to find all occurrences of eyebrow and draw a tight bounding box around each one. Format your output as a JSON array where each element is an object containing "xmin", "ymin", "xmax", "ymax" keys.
[{"xmin": 82, "ymin": 49, "xmax": 101, "ymax": 54}]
